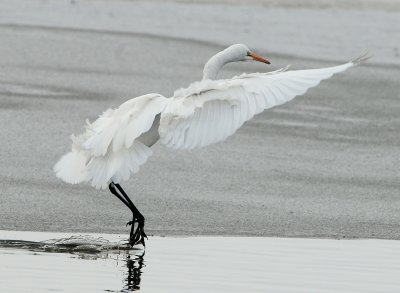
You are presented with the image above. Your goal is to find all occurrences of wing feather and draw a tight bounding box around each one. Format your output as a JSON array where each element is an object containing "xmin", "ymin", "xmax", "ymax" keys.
[
  {"xmin": 54, "ymin": 93, "xmax": 169, "ymax": 189},
  {"xmin": 160, "ymin": 59, "xmax": 360, "ymax": 150},
  {"xmin": 84, "ymin": 94, "xmax": 168, "ymax": 156}
]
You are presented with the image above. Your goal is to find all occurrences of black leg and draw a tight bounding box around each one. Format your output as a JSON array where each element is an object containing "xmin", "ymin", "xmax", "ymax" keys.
[
  {"xmin": 115, "ymin": 183, "xmax": 147, "ymax": 246},
  {"xmin": 109, "ymin": 183, "xmax": 131, "ymax": 210},
  {"xmin": 109, "ymin": 182, "xmax": 147, "ymax": 247},
  {"xmin": 115, "ymin": 183, "xmax": 144, "ymax": 221}
]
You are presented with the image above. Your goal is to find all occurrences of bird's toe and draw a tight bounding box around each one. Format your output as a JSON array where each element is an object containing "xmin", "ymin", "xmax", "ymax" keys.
[{"xmin": 128, "ymin": 221, "xmax": 146, "ymax": 247}]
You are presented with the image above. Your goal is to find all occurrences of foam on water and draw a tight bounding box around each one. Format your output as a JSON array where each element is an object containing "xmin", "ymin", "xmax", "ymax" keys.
[{"xmin": 1, "ymin": 230, "xmax": 400, "ymax": 292}]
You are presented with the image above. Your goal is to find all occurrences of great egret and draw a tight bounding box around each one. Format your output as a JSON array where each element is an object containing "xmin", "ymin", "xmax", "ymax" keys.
[{"xmin": 54, "ymin": 44, "xmax": 369, "ymax": 246}]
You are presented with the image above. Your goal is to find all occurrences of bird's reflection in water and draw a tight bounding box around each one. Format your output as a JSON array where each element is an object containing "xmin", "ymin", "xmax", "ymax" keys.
[
  {"xmin": 122, "ymin": 250, "xmax": 145, "ymax": 292},
  {"xmin": 0, "ymin": 237, "xmax": 147, "ymax": 292}
]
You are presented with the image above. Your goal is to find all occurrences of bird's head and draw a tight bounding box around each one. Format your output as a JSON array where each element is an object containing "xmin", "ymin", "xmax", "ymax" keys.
[
  {"xmin": 202, "ymin": 44, "xmax": 270, "ymax": 80},
  {"xmin": 225, "ymin": 44, "xmax": 270, "ymax": 64}
]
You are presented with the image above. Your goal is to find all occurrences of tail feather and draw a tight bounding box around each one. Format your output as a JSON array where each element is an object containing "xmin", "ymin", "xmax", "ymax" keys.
[
  {"xmin": 84, "ymin": 142, "xmax": 152, "ymax": 189},
  {"xmin": 54, "ymin": 125, "xmax": 153, "ymax": 189},
  {"xmin": 53, "ymin": 151, "xmax": 88, "ymax": 184}
]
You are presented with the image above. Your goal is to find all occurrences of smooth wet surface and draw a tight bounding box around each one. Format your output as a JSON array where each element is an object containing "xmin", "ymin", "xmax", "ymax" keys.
[{"xmin": 1, "ymin": 231, "xmax": 400, "ymax": 292}]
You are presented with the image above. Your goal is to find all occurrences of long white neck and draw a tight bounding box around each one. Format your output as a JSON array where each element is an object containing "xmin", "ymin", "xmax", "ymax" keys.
[{"xmin": 202, "ymin": 50, "xmax": 234, "ymax": 80}]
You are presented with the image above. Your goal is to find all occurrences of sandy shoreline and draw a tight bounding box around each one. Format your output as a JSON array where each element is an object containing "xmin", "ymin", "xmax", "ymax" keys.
[
  {"xmin": 1, "ymin": 0, "xmax": 399, "ymax": 66},
  {"xmin": 85, "ymin": 0, "xmax": 400, "ymax": 11},
  {"xmin": 0, "ymin": 0, "xmax": 399, "ymax": 239}
]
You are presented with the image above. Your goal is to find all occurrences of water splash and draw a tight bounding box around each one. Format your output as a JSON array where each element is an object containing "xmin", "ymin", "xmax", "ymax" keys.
[{"xmin": 0, "ymin": 234, "xmax": 140, "ymax": 255}]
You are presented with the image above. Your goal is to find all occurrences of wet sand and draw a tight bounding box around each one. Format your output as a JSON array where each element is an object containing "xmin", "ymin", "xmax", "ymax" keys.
[
  {"xmin": 1, "ymin": 230, "xmax": 400, "ymax": 292},
  {"xmin": 0, "ymin": 0, "xmax": 399, "ymax": 239}
]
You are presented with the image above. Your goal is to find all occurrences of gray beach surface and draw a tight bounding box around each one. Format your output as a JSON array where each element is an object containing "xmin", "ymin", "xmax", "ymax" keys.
[{"xmin": 0, "ymin": 0, "xmax": 399, "ymax": 238}]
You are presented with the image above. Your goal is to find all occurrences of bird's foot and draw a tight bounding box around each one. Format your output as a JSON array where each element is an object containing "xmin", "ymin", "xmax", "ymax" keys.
[
  {"xmin": 126, "ymin": 220, "xmax": 135, "ymax": 227},
  {"xmin": 127, "ymin": 217, "xmax": 147, "ymax": 247}
]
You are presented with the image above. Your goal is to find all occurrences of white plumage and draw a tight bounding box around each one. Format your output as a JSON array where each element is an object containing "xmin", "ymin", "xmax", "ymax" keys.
[
  {"xmin": 54, "ymin": 93, "xmax": 168, "ymax": 189},
  {"xmin": 159, "ymin": 61, "xmax": 358, "ymax": 150},
  {"xmin": 54, "ymin": 44, "xmax": 369, "ymax": 189}
]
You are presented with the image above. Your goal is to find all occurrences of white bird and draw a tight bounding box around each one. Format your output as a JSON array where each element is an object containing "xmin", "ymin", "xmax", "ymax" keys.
[{"xmin": 54, "ymin": 44, "xmax": 369, "ymax": 246}]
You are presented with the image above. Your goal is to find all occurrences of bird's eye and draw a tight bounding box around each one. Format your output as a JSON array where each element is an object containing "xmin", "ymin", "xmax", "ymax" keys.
[{"xmin": 246, "ymin": 51, "xmax": 251, "ymax": 56}]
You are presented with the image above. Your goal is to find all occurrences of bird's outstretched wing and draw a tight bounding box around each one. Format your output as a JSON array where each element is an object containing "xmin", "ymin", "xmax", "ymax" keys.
[
  {"xmin": 84, "ymin": 94, "xmax": 169, "ymax": 156},
  {"xmin": 54, "ymin": 93, "xmax": 169, "ymax": 189},
  {"xmin": 159, "ymin": 55, "xmax": 368, "ymax": 150}
]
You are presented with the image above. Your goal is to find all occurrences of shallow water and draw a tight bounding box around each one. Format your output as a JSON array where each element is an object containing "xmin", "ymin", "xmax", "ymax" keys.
[{"xmin": 1, "ymin": 231, "xmax": 400, "ymax": 293}]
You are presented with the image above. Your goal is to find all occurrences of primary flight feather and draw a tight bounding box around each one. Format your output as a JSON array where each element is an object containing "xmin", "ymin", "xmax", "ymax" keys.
[{"xmin": 54, "ymin": 44, "xmax": 369, "ymax": 246}]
